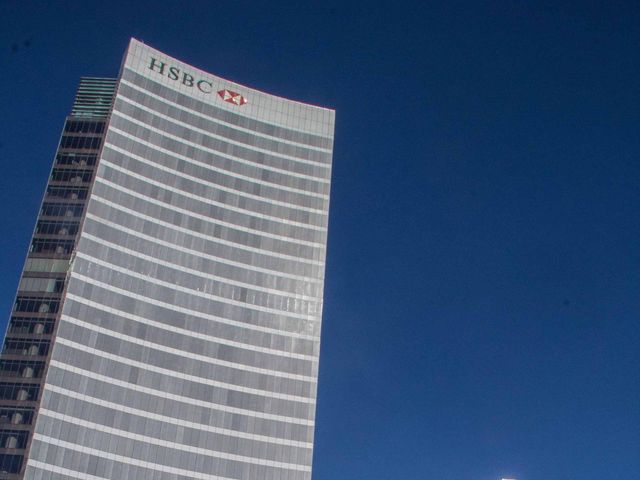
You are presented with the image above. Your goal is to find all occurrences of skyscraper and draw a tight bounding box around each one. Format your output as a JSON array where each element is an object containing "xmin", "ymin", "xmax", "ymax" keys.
[{"xmin": 0, "ymin": 38, "xmax": 335, "ymax": 480}]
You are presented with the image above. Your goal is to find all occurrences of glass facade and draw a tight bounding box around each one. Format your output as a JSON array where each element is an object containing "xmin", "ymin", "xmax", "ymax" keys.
[{"xmin": 12, "ymin": 38, "xmax": 334, "ymax": 480}]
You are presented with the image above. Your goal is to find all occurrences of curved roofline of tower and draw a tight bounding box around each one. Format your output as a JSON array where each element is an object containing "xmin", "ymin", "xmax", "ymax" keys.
[{"xmin": 131, "ymin": 37, "xmax": 335, "ymax": 113}]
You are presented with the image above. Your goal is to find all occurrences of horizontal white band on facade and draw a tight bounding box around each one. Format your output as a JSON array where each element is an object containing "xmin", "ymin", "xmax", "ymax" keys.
[
  {"xmin": 56, "ymin": 337, "xmax": 314, "ymax": 404},
  {"xmin": 88, "ymin": 196, "xmax": 325, "ymax": 266},
  {"xmin": 78, "ymin": 235, "xmax": 319, "ymax": 300},
  {"xmin": 100, "ymin": 156, "xmax": 327, "ymax": 232},
  {"xmin": 103, "ymin": 142, "xmax": 326, "ymax": 214},
  {"xmin": 84, "ymin": 213, "xmax": 324, "ymax": 282},
  {"xmin": 76, "ymin": 234, "xmax": 319, "ymax": 303},
  {"xmin": 45, "ymin": 384, "xmax": 313, "ymax": 448},
  {"xmin": 73, "ymin": 251, "xmax": 321, "ymax": 321},
  {"xmin": 68, "ymin": 273, "xmax": 320, "ymax": 340},
  {"xmin": 27, "ymin": 461, "xmax": 114, "ymax": 480},
  {"xmin": 64, "ymin": 293, "xmax": 319, "ymax": 361},
  {"xmin": 38, "ymin": 409, "xmax": 311, "ymax": 471},
  {"xmin": 107, "ymin": 125, "xmax": 328, "ymax": 200},
  {"xmin": 94, "ymin": 176, "xmax": 325, "ymax": 248},
  {"xmin": 60, "ymin": 313, "xmax": 317, "ymax": 383},
  {"xmin": 48, "ymin": 361, "xmax": 316, "ymax": 425},
  {"xmin": 31, "ymin": 437, "xmax": 304, "ymax": 480},
  {"xmin": 117, "ymin": 90, "xmax": 332, "ymax": 168},
  {"xmin": 120, "ymin": 73, "xmax": 333, "ymax": 148},
  {"xmin": 110, "ymin": 111, "xmax": 330, "ymax": 186}
]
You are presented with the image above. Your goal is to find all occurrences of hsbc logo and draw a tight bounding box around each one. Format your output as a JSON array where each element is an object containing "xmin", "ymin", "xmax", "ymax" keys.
[
  {"xmin": 147, "ymin": 57, "xmax": 248, "ymax": 106},
  {"xmin": 217, "ymin": 89, "xmax": 247, "ymax": 106}
]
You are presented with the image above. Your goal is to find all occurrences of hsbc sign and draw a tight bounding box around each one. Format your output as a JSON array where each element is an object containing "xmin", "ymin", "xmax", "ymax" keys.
[
  {"xmin": 147, "ymin": 57, "xmax": 248, "ymax": 106},
  {"xmin": 217, "ymin": 89, "xmax": 247, "ymax": 106}
]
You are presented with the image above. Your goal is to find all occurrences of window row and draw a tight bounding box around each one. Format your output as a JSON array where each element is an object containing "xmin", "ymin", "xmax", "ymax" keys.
[
  {"xmin": 7, "ymin": 318, "xmax": 55, "ymax": 335},
  {"xmin": 2, "ymin": 339, "xmax": 50, "ymax": 357},
  {"xmin": 30, "ymin": 238, "xmax": 74, "ymax": 255},
  {"xmin": 0, "ymin": 382, "xmax": 40, "ymax": 402},
  {"xmin": 64, "ymin": 120, "xmax": 105, "ymax": 134},
  {"xmin": 59, "ymin": 135, "xmax": 102, "ymax": 150},
  {"xmin": 14, "ymin": 297, "xmax": 60, "ymax": 314},
  {"xmin": 35, "ymin": 220, "xmax": 79, "ymax": 237},
  {"xmin": 0, "ymin": 453, "xmax": 23, "ymax": 474},
  {"xmin": 24, "ymin": 258, "xmax": 70, "ymax": 274},
  {"xmin": 46, "ymin": 185, "xmax": 89, "ymax": 201},
  {"xmin": 0, "ymin": 360, "xmax": 46, "ymax": 379},
  {"xmin": 50, "ymin": 168, "xmax": 93, "ymax": 183},
  {"xmin": 41, "ymin": 203, "xmax": 83, "ymax": 218},
  {"xmin": 55, "ymin": 153, "xmax": 97, "ymax": 166},
  {"xmin": 0, "ymin": 408, "xmax": 35, "ymax": 426},
  {"xmin": 18, "ymin": 277, "xmax": 65, "ymax": 294},
  {"xmin": 0, "ymin": 430, "xmax": 29, "ymax": 449}
]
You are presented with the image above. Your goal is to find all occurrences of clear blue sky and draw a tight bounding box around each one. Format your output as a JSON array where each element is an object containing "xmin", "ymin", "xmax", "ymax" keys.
[{"xmin": 1, "ymin": 1, "xmax": 639, "ymax": 479}]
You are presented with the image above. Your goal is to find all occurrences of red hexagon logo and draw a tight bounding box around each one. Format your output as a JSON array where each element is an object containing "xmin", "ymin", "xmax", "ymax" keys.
[{"xmin": 217, "ymin": 89, "xmax": 248, "ymax": 106}]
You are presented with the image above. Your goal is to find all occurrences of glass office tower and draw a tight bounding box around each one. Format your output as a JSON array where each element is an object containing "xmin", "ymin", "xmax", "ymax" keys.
[{"xmin": 0, "ymin": 38, "xmax": 334, "ymax": 480}]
